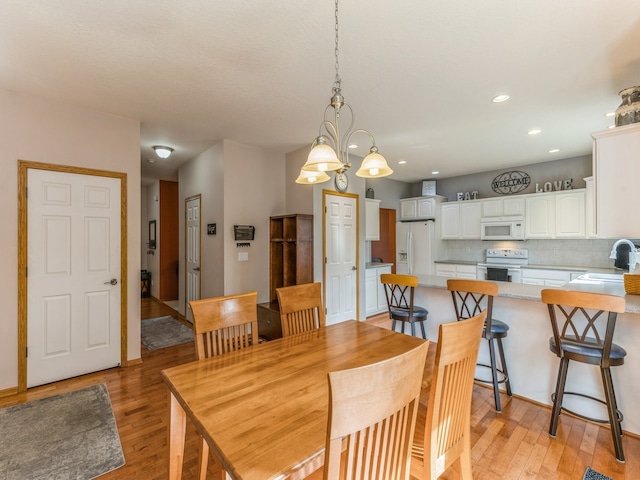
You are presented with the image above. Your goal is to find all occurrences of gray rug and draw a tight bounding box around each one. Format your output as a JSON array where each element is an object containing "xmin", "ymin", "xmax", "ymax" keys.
[
  {"xmin": 141, "ymin": 315, "xmax": 194, "ymax": 350},
  {"xmin": 583, "ymin": 466, "xmax": 613, "ymax": 480},
  {"xmin": 0, "ymin": 383, "xmax": 125, "ymax": 479}
]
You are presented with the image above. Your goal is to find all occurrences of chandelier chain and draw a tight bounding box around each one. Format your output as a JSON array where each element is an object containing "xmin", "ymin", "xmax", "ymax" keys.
[{"xmin": 333, "ymin": 0, "xmax": 341, "ymax": 92}]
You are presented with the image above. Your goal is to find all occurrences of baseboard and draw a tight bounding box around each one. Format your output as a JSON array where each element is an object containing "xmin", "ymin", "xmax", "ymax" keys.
[
  {"xmin": 125, "ymin": 357, "xmax": 143, "ymax": 366},
  {"xmin": 0, "ymin": 386, "xmax": 18, "ymax": 399}
]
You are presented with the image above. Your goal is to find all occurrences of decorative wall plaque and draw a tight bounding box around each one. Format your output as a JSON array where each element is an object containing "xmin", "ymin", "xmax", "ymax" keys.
[{"xmin": 491, "ymin": 171, "xmax": 531, "ymax": 195}]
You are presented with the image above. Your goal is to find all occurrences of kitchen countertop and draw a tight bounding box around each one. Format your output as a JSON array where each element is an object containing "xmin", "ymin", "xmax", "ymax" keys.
[
  {"xmin": 433, "ymin": 260, "xmax": 479, "ymax": 266},
  {"xmin": 365, "ymin": 262, "xmax": 394, "ymax": 269},
  {"xmin": 414, "ymin": 273, "xmax": 640, "ymax": 314}
]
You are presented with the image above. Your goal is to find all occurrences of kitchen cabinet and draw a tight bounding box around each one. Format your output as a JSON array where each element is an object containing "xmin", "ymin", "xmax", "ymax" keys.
[
  {"xmin": 435, "ymin": 263, "xmax": 477, "ymax": 279},
  {"xmin": 520, "ymin": 268, "xmax": 583, "ymax": 287},
  {"xmin": 399, "ymin": 196, "xmax": 445, "ymax": 221},
  {"xmin": 365, "ymin": 264, "xmax": 392, "ymax": 316},
  {"xmin": 525, "ymin": 190, "xmax": 585, "ymax": 239},
  {"xmin": 584, "ymin": 176, "xmax": 596, "ymax": 238},
  {"xmin": 440, "ymin": 201, "xmax": 481, "ymax": 239},
  {"xmin": 365, "ymin": 199, "xmax": 381, "ymax": 241},
  {"xmin": 592, "ymin": 123, "xmax": 640, "ymax": 238},
  {"xmin": 482, "ymin": 197, "xmax": 525, "ymax": 217}
]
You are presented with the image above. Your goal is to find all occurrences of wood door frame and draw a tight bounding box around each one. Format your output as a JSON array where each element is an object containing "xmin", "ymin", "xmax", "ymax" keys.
[
  {"xmin": 184, "ymin": 194, "xmax": 202, "ymax": 316},
  {"xmin": 18, "ymin": 160, "xmax": 128, "ymax": 393},
  {"xmin": 322, "ymin": 190, "xmax": 360, "ymax": 321}
]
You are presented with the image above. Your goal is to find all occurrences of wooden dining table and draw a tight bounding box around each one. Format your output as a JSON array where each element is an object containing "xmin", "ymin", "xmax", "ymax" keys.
[{"xmin": 161, "ymin": 320, "xmax": 429, "ymax": 480}]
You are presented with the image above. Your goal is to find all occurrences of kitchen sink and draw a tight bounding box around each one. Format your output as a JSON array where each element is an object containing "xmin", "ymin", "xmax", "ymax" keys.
[{"xmin": 572, "ymin": 272, "xmax": 624, "ymax": 284}]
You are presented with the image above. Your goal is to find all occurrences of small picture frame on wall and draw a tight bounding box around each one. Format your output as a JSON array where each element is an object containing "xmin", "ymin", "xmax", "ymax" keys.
[
  {"xmin": 421, "ymin": 180, "xmax": 436, "ymax": 196},
  {"xmin": 207, "ymin": 223, "xmax": 217, "ymax": 235},
  {"xmin": 148, "ymin": 220, "xmax": 156, "ymax": 249}
]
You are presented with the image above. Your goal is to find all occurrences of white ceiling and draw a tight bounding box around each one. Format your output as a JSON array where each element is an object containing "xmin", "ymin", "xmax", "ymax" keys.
[{"xmin": 2, "ymin": 1, "xmax": 639, "ymax": 185}]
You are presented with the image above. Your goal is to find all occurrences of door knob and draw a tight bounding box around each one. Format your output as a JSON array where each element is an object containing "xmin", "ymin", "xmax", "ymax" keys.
[
  {"xmin": 104, "ymin": 278, "xmax": 118, "ymax": 285},
  {"xmin": 193, "ymin": 267, "xmax": 200, "ymax": 271},
  {"xmin": 352, "ymin": 266, "xmax": 357, "ymax": 271}
]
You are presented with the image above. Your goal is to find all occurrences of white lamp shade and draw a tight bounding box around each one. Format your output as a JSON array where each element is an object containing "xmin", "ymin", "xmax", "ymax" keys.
[
  {"xmin": 153, "ymin": 146, "xmax": 173, "ymax": 158},
  {"xmin": 302, "ymin": 144, "xmax": 343, "ymax": 172},
  {"xmin": 295, "ymin": 169, "xmax": 331, "ymax": 185},
  {"xmin": 355, "ymin": 151, "xmax": 393, "ymax": 178}
]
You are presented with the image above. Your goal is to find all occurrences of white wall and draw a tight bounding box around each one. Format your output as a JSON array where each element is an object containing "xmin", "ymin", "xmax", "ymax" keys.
[
  {"xmin": 223, "ymin": 140, "xmax": 285, "ymax": 302},
  {"xmin": 145, "ymin": 181, "xmax": 160, "ymax": 298},
  {"xmin": 0, "ymin": 88, "xmax": 141, "ymax": 390}
]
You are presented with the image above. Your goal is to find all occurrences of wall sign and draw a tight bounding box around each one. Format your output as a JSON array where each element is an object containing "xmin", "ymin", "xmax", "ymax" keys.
[
  {"xmin": 535, "ymin": 179, "xmax": 573, "ymax": 192},
  {"xmin": 207, "ymin": 223, "xmax": 216, "ymax": 235},
  {"xmin": 491, "ymin": 171, "xmax": 531, "ymax": 195},
  {"xmin": 456, "ymin": 191, "xmax": 479, "ymax": 201}
]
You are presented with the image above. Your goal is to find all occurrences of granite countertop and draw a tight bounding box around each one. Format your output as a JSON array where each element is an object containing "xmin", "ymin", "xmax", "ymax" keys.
[
  {"xmin": 365, "ymin": 262, "xmax": 394, "ymax": 269},
  {"xmin": 414, "ymin": 273, "xmax": 640, "ymax": 314},
  {"xmin": 434, "ymin": 260, "xmax": 480, "ymax": 266}
]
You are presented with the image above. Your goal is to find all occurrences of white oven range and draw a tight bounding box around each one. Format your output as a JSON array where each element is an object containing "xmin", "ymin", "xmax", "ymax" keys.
[{"xmin": 476, "ymin": 248, "xmax": 529, "ymax": 283}]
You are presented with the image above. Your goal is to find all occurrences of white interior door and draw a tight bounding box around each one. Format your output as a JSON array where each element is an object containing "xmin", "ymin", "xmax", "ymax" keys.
[
  {"xmin": 325, "ymin": 194, "xmax": 357, "ymax": 325},
  {"xmin": 185, "ymin": 196, "xmax": 201, "ymax": 323},
  {"xmin": 27, "ymin": 169, "xmax": 121, "ymax": 388}
]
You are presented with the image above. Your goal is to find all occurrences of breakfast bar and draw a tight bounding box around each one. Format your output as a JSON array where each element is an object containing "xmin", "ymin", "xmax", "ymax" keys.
[{"xmin": 411, "ymin": 274, "xmax": 640, "ymax": 436}]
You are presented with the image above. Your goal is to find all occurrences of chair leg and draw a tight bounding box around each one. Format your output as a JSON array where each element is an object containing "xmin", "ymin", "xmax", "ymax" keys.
[
  {"xmin": 392, "ymin": 319, "xmax": 397, "ymax": 333},
  {"xmin": 487, "ymin": 338, "xmax": 502, "ymax": 412},
  {"xmin": 549, "ymin": 357, "xmax": 570, "ymax": 437},
  {"xmin": 410, "ymin": 319, "xmax": 416, "ymax": 337},
  {"xmin": 601, "ymin": 366, "xmax": 625, "ymax": 462},
  {"xmin": 496, "ymin": 337, "xmax": 512, "ymax": 396},
  {"xmin": 198, "ymin": 436, "xmax": 209, "ymax": 480},
  {"xmin": 458, "ymin": 436, "xmax": 473, "ymax": 480},
  {"xmin": 419, "ymin": 320, "xmax": 427, "ymax": 340}
]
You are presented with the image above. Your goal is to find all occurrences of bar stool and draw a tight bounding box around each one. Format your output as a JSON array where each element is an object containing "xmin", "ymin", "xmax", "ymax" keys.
[
  {"xmin": 541, "ymin": 289, "xmax": 626, "ymax": 462},
  {"xmin": 380, "ymin": 273, "xmax": 429, "ymax": 339},
  {"xmin": 447, "ymin": 279, "xmax": 512, "ymax": 412}
]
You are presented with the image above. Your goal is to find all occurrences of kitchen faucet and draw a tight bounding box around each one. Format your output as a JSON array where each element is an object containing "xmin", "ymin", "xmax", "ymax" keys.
[{"xmin": 609, "ymin": 238, "xmax": 639, "ymax": 272}]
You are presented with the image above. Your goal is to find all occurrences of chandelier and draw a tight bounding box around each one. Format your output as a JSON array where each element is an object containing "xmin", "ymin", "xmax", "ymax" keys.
[{"xmin": 296, "ymin": 0, "xmax": 392, "ymax": 185}]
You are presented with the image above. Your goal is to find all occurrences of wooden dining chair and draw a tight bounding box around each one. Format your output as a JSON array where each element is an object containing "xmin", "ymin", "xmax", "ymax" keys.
[
  {"xmin": 323, "ymin": 340, "xmax": 430, "ymax": 480},
  {"xmin": 188, "ymin": 291, "xmax": 258, "ymax": 480},
  {"xmin": 380, "ymin": 273, "xmax": 429, "ymax": 338},
  {"xmin": 276, "ymin": 282, "xmax": 325, "ymax": 337},
  {"xmin": 411, "ymin": 311, "xmax": 486, "ymax": 480}
]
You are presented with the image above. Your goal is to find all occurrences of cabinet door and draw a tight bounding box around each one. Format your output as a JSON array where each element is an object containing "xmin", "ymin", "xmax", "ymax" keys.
[
  {"xmin": 592, "ymin": 124, "xmax": 640, "ymax": 237},
  {"xmin": 525, "ymin": 195, "xmax": 555, "ymax": 239},
  {"xmin": 377, "ymin": 266, "xmax": 392, "ymax": 312},
  {"xmin": 482, "ymin": 198, "xmax": 502, "ymax": 217},
  {"xmin": 456, "ymin": 265, "xmax": 477, "ymax": 279},
  {"xmin": 416, "ymin": 198, "xmax": 435, "ymax": 218},
  {"xmin": 400, "ymin": 199, "xmax": 417, "ymax": 221},
  {"xmin": 365, "ymin": 270, "xmax": 377, "ymax": 315},
  {"xmin": 365, "ymin": 199, "xmax": 381, "ymax": 241},
  {"xmin": 435, "ymin": 264, "xmax": 456, "ymax": 277},
  {"xmin": 440, "ymin": 204, "xmax": 461, "ymax": 239},
  {"xmin": 555, "ymin": 191, "xmax": 585, "ymax": 238},
  {"xmin": 460, "ymin": 202, "xmax": 481, "ymax": 239},
  {"xmin": 521, "ymin": 278, "xmax": 544, "ymax": 285},
  {"xmin": 503, "ymin": 197, "xmax": 525, "ymax": 216}
]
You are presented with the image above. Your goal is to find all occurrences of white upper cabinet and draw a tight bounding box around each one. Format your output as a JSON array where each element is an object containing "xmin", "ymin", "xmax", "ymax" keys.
[
  {"xmin": 399, "ymin": 196, "xmax": 446, "ymax": 221},
  {"xmin": 526, "ymin": 194, "xmax": 556, "ymax": 239},
  {"xmin": 440, "ymin": 201, "xmax": 481, "ymax": 239},
  {"xmin": 592, "ymin": 123, "xmax": 640, "ymax": 238},
  {"xmin": 481, "ymin": 197, "xmax": 525, "ymax": 217},
  {"xmin": 525, "ymin": 190, "xmax": 586, "ymax": 239},
  {"xmin": 365, "ymin": 199, "xmax": 381, "ymax": 241}
]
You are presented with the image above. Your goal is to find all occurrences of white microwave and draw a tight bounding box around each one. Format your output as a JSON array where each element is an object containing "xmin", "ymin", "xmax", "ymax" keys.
[{"xmin": 480, "ymin": 216, "xmax": 525, "ymax": 241}]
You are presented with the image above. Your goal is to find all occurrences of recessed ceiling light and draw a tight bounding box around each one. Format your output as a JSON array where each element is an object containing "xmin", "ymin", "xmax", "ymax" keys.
[
  {"xmin": 348, "ymin": 144, "xmax": 358, "ymax": 149},
  {"xmin": 548, "ymin": 149, "xmax": 560, "ymax": 154},
  {"xmin": 431, "ymin": 171, "xmax": 439, "ymax": 175},
  {"xmin": 605, "ymin": 112, "xmax": 615, "ymax": 117},
  {"xmin": 398, "ymin": 160, "xmax": 407, "ymax": 165},
  {"xmin": 492, "ymin": 94, "xmax": 510, "ymax": 103},
  {"xmin": 528, "ymin": 129, "xmax": 542, "ymax": 135}
]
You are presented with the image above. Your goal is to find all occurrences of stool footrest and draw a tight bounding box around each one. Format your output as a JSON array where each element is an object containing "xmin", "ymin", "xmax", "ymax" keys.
[
  {"xmin": 551, "ymin": 391, "xmax": 624, "ymax": 425},
  {"xmin": 475, "ymin": 363, "xmax": 510, "ymax": 388}
]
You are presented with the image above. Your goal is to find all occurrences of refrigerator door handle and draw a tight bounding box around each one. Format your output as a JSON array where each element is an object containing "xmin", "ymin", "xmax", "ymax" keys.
[{"xmin": 407, "ymin": 231, "xmax": 413, "ymax": 275}]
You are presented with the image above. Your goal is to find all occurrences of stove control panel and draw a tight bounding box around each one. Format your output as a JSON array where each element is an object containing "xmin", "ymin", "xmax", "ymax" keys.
[{"xmin": 486, "ymin": 248, "xmax": 529, "ymax": 260}]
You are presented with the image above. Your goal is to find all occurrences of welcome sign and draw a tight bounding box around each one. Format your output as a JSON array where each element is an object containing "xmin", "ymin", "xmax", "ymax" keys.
[{"xmin": 491, "ymin": 171, "xmax": 531, "ymax": 195}]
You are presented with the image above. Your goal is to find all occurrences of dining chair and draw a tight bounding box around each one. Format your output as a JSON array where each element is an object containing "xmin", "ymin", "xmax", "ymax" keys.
[
  {"xmin": 380, "ymin": 273, "xmax": 429, "ymax": 338},
  {"xmin": 324, "ymin": 340, "xmax": 430, "ymax": 480},
  {"xmin": 541, "ymin": 289, "xmax": 627, "ymax": 462},
  {"xmin": 411, "ymin": 311, "xmax": 486, "ymax": 480},
  {"xmin": 447, "ymin": 278, "xmax": 512, "ymax": 412},
  {"xmin": 276, "ymin": 282, "xmax": 325, "ymax": 337},
  {"xmin": 188, "ymin": 291, "xmax": 258, "ymax": 480}
]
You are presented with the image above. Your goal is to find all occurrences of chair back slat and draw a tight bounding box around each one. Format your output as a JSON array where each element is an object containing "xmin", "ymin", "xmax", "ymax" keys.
[
  {"xmin": 189, "ymin": 291, "xmax": 258, "ymax": 359},
  {"xmin": 447, "ymin": 279, "xmax": 497, "ymax": 338},
  {"xmin": 381, "ymin": 273, "xmax": 417, "ymax": 314},
  {"xmin": 276, "ymin": 282, "xmax": 325, "ymax": 337},
  {"xmin": 541, "ymin": 289, "xmax": 625, "ymax": 365},
  {"xmin": 412, "ymin": 311, "xmax": 485, "ymax": 480},
  {"xmin": 324, "ymin": 341, "xmax": 430, "ymax": 480}
]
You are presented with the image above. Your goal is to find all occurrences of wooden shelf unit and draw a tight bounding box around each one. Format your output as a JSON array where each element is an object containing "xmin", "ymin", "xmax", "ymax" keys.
[{"xmin": 269, "ymin": 214, "xmax": 313, "ymax": 302}]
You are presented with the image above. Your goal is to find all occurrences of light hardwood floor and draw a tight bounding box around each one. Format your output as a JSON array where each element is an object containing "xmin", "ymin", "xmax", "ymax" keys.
[{"xmin": 1, "ymin": 298, "xmax": 638, "ymax": 479}]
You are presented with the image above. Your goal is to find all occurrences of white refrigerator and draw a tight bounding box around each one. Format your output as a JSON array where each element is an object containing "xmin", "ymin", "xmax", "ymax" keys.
[{"xmin": 396, "ymin": 220, "xmax": 442, "ymax": 275}]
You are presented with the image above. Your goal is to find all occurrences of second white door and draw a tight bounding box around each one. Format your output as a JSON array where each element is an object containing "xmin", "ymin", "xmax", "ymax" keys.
[{"xmin": 185, "ymin": 196, "xmax": 201, "ymax": 322}]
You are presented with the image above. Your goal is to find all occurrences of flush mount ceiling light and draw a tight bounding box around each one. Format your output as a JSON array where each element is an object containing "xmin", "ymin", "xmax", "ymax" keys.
[
  {"xmin": 528, "ymin": 129, "xmax": 542, "ymax": 135},
  {"xmin": 153, "ymin": 145, "xmax": 174, "ymax": 158},
  {"xmin": 298, "ymin": 0, "xmax": 392, "ymax": 183},
  {"xmin": 492, "ymin": 94, "xmax": 510, "ymax": 103}
]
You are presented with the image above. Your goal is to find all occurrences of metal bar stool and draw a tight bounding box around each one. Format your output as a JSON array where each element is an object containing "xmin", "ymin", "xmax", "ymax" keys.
[
  {"xmin": 541, "ymin": 289, "xmax": 626, "ymax": 462},
  {"xmin": 447, "ymin": 279, "xmax": 512, "ymax": 412},
  {"xmin": 380, "ymin": 273, "xmax": 428, "ymax": 339}
]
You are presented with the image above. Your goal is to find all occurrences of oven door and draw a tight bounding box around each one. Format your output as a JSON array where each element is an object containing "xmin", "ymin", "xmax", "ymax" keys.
[
  {"xmin": 487, "ymin": 267, "xmax": 509, "ymax": 282},
  {"xmin": 477, "ymin": 265, "xmax": 520, "ymax": 283}
]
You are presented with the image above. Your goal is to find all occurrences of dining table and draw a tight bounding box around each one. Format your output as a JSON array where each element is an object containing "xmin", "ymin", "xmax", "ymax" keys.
[{"xmin": 161, "ymin": 319, "xmax": 430, "ymax": 480}]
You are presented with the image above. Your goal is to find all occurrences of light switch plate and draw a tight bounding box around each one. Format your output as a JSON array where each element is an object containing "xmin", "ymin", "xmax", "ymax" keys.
[{"xmin": 238, "ymin": 252, "xmax": 249, "ymax": 261}]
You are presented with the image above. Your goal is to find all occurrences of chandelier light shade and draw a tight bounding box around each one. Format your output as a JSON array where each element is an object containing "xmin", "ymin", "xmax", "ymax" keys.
[
  {"xmin": 297, "ymin": 0, "xmax": 392, "ymax": 184},
  {"xmin": 295, "ymin": 169, "xmax": 331, "ymax": 185},
  {"xmin": 153, "ymin": 145, "xmax": 174, "ymax": 159}
]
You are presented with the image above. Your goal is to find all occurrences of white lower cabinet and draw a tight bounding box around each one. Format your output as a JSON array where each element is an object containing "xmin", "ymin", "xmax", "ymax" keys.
[
  {"xmin": 365, "ymin": 265, "xmax": 392, "ymax": 316},
  {"xmin": 435, "ymin": 263, "xmax": 477, "ymax": 279},
  {"xmin": 520, "ymin": 268, "xmax": 584, "ymax": 287}
]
